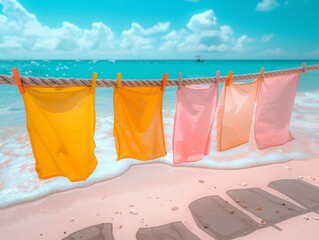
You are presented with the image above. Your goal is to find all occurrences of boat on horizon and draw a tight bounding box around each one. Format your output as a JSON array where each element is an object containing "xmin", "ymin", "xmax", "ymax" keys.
[{"xmin": 194, "ymin": 55, "xmax": 205, "ymax": 62}]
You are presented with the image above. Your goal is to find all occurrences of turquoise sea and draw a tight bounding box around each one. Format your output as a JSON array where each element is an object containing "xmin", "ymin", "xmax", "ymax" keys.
[{"xmin": 0, "ymin": 59, "xmax": 319, "ymax": 209}]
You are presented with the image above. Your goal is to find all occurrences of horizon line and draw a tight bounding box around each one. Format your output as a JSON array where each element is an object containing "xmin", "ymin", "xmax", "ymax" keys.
[{"xmin": 0, "ymin": 58, "xmax": 319, "ymax": 61}]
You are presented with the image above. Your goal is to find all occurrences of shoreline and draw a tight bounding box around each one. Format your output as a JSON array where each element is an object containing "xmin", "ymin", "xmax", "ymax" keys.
[
  {"xmin": 0, "ymin": 156, "xmax": 315, "ymax": 211},
  {"xmin": 0, "ymin": 88, "xmax": 318, "ymax": 210},
  {"xmin": 1, "ymin": 157, "xmax": 319, "ymax": 239}
]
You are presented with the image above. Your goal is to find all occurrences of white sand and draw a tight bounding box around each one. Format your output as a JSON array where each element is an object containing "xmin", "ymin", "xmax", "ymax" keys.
[{"xmin": 1, "ymin": 158, "xmax": 319, "ymax": 240}]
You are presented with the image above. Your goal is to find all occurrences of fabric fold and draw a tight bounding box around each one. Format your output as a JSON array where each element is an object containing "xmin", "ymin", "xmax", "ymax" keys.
[
  {"xmin": 21, "ymin": 85, "xmax": 97, "ymax": 182},
  {"xmin": 216, "ymin": 79, "xmax": 259, "ymax": 151},
  {"xmin": 254, "ymin": 73, "xmax": 300, "ymax": 149},
  {"xmin": 113, "ymin": 86, "xmax": 166, "ymax": 160},
  {"xmin": 172, "ymin": 83, "xmax": 218, "ymax": 164}
]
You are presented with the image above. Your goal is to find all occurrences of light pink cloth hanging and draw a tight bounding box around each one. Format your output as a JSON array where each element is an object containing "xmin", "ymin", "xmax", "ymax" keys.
[
  {"xmin": 254, "ymin": 73, "xmax": 300, "ymax": 149},
  {"xmin": 173, "ymin": 83, "xmax": 218, "ymax": 164}
]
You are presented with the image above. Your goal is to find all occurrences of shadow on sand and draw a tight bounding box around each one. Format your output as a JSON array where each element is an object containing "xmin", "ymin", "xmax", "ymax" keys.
[{"xmin": 64, "ymin": 179, "xmax": 319, "ymax": 240}]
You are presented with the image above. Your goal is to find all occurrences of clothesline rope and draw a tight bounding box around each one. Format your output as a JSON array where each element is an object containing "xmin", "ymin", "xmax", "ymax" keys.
[{"xmin": 0, "ymin": 64, "xmax": 318, "ymax": 88}]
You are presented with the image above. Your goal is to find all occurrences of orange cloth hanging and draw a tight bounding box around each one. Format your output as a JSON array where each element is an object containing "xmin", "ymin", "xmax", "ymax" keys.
[
  {"xmin": 216, "ymin": 73, "xmax": 259, "ymax": 151},
  {"xmin": 113, "ymin": 76, "xmax": 167, "ymax": 161},
  {"xmin": 13, "ymin": 69, "xmax": 98, "ymax": 182}
]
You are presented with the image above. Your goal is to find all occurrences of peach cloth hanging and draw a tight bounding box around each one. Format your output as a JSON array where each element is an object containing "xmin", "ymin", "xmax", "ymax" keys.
[
  {"xmin": 217, "ymin": 77, "xmax": 259, "ymax": 151},
  {"xmin": 254, "ymin": 73, "xmax": 300, "ymax": 149},
  {"xmin": 17, "ymin": 75, "xmax": 97, "ymax": 182},
  {"xmin": 173, "ymin": 83, "xmax": 218, "ymax": 164},
  {"xmin": 113, "ymin": 86, "xmax": 167, "ymax": 160}
]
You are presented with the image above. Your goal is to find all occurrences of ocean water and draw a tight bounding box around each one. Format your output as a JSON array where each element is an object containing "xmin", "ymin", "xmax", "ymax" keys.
[{"xmin": 0, "ymin": 59, "xmax": 319, "ymax": 209}]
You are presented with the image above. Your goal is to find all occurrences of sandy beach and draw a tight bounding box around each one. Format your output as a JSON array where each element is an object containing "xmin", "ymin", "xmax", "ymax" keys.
[{"xmin": 1, "ymin": 158, "xmax": 319, "ymax": 240}]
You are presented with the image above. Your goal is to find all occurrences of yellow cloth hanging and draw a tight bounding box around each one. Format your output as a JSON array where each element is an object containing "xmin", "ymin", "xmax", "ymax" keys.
[
  {"xmin": 113, "ymin": 86, "xmax": 167, "ymax": 161},
  {"xmin": 18, "ymin": 72, "xmax": 98, "ymax": 182}
]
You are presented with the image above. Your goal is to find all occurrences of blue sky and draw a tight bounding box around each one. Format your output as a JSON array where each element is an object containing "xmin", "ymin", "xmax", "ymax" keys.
[{"xmin": 0, "ymin": 0, "xmax": 318, "ymax": 59}]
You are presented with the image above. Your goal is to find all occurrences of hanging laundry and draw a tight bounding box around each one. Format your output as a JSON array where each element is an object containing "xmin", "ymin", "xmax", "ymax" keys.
[
  {"xmin": 13, "ymin": 69, "xmax": 98, "ymax": 182},
  {"xmin": 217, "ymin": 74, "xmax": 259, "ymax": 151},
  {"xmin": 113, "ymin": 82, "xmax": 167, "ymax": 161},
  {"xmin": 254, "ymin": 73, "xmax": 300, "ymax": 149},
  {"xmin": 173, "ymin": 83, "xmax": 218, "ymax": 164}
]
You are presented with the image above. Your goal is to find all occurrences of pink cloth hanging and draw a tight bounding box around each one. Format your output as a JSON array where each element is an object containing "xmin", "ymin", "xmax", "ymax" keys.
[
  {"xmin": 173, "ymin": 83, "xmax": 218, "ymax": 164},
  {"xmin": 216, "ymin": 78, "xmax": 259, "ymax": 151},
  {"xmin": 254, "ymin": 73, "xmax": 300, "ymax": 149}
]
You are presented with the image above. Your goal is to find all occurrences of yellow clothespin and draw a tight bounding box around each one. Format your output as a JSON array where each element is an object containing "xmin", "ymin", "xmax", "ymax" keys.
[
  {"xmin": 226, "ymin": 71, "xmax": 233, "ymax": 87},
  {"xmin": 162, "ymin": 73, "xmax": 168, "ymax": 91},
  {"xmin": 260, "ymin": 67, "xmax": 265, "ymax": 82},
  {"xmin": 178, "ymin": 72, "xmax": 182, "ymax": 90},
  {"xmin": 91, "ymin": 72, "xmax": 97, "ymax": 88},
  {"xmin": 12, "ymin": 68, "xmax": 25, "ymax": 94},
  {"xmin": 117, "ymin": 72, "xmax": 122, "ymax": 88},
  {"xmin": 216, "ymin": 70, "xmax": 220, "ymax": 84}
]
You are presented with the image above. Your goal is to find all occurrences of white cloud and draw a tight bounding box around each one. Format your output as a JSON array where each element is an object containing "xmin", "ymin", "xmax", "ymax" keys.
[
  {"xmin": 0, "ymin": 0, "xmax": 260, "ymax": 58},
  {"xmin": 186, "ymin": 9, "xmax": 217, "ymax": 32},
  {"xmin": 161, "ymin": 10, "xmax": 254, "ymax": 53},
  {"xmin": 176, "ymin": 26, "xmax": 234, "ymax": 52},
  {"xmin": 160, "ymin": 29, "xmax": 188, "ymax": 50},
  {"xmin": 233, "ymin": 35, "xmax": 256, "ymax": 52},
  {"xmin": 120, "ymin": 22, "xmax": 170, "ymax": 50},
  {"xmin": 0, "ymin": 14, "xmax": 7, "ymax": 23},
  {"xmin": 0, "ymin": 0, "xmax": 36, "ymax": 23},
  {"xmin": 0, "ymin": 35, "xmax": 23, "ymax": 48},
  {"xmin": 0, "ymin": 0, "xmax": 114, "ymax": 54},
  {"xmin": 144, "ymin": 22, "xmax": 170, "ymax": 35},
  {"xmin": 120, "ymin": 35, "xmax": 153, "ymax": 50},
  {"xmin": 219, "ymin": 26, "xmax": 234, "ymax": 42},
  {"xmin": 77, "ymin": 22, "xmax": 114, "ymax": 50},
  {"xmin": 261, "ymin": 33, "xmax": 273, "ymax": 42},
  {"xmin": 256, "ymin": 0, "xmax": 280, "ymax": 11},
  {"xmin": 122, "ymin": 22, "xmax": 170, "ymax": 36}
]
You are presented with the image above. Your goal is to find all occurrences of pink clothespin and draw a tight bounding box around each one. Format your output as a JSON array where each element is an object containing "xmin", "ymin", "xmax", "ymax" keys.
[
  {"xmin": 260, "ymin": 67, "xmax": 265, "ymax": 82},
  {"xmin": 216, "ymin": 70, "xmax": 220, "ymax": 84},
  {"xmin": 178, "ymin": 72, "xmax": 182, "ymax": 90},
  {"xmin": 302, "ymin": 63, "xmax": 306, "ymax": 74}
]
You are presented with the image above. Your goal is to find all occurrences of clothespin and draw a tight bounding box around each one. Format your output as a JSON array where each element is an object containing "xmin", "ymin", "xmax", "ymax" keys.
[
  {"xmin": 117, "ymin": 72, "xmax": 122, "ymax": 87},
  {"xmin": 12, "ymin": 68, "xmax": 25, "ymax": 94},
  {"xmin": 226, "ymin": 71, "xmax": 233, "ymax": 87},
  {"xmin": 216, "ymin": 70, "xmax": 220, "ymax": 84},
  {"xmin": 177, "ymin": 72, "xmax": 182, "ymax": 90},
  {"xmin": 161, "ymin": 73, "xmax": 168, "ymax": 91},
  {"xmin": 260, "ymin": 67, "xmax": 265, "ymax": 82},
  {"xmin": 91, "ymin": 72, "xmax": 97, "ymax": 89},
  {"xmin": 302, "ymin": 63, "xmax": 306, "ymax": 74}
]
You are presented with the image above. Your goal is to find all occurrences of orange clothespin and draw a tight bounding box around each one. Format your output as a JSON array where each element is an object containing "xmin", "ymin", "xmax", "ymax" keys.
[
  {"xmin": 216, "ymin": 70, "xmax": 220, "ymax": 84},
  {"xmin": 91, "ymin": 72, "xmax": 97, "ymax": 89},
  {"xmin": 117, "ymin": 72, "xmax": 122, "ymax": 88},
  {"xmin": 177, "ymin": 72, "xmax": 182, "ymax": 90},
  {"xmin": 161, "ymin": 73, "xmax": 168, "ymax": 91},
  {"xmin": 12, "ymin": 68, "xmax": 25, "ymax": 94},
  {"xmin": 226, "ymin": 71, "xmax": 233, "ymax": 87},
  {"xmin": 260, "ymin": 67, "xmax": 265, "ymax": 82}
]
